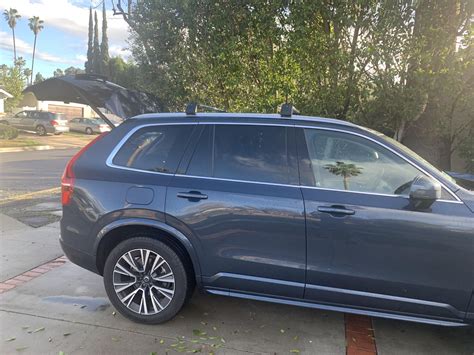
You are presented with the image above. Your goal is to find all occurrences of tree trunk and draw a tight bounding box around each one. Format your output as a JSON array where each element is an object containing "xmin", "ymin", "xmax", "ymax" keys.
[
  {"xmin": 12, "ymin": 27, "xmax": 17, "ymax": 62},
  {"xmin": 31, "ymin": 34, "xmax": 37, "ymax": 85},
  {"xmin": 343, "ymin": 176, "xmax": 349, "ymax": 190}
]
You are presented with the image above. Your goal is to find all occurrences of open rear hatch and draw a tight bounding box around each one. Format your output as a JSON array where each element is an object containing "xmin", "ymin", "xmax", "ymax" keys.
[{"xmin": 23, "ymin": 74, "xmax": 165, "ymax": 128}]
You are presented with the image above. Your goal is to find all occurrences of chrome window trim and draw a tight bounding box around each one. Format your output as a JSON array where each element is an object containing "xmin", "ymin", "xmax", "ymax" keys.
[{"xmin": 105, "ymin": 121, "xmax": 463, "ymax": 204}]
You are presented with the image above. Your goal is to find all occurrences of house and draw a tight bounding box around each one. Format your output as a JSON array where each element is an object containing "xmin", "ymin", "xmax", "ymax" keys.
[
  {"xmin": 0, "ymin": 88, "xmax": 13, "ymax": 115},
  {"xmin": 16, "ymin": 92, "xmax": 98, "ymax": 120}
]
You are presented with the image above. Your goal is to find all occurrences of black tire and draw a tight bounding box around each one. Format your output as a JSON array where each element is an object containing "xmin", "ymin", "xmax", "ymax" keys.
[
  {"xmin": 103, "ymin": 237, "xmax": 190, "ymax": 324},
  {"xmin": 36, "ymin": 125, "xmax": 46, "ymax": 136},
  {"xmin": 85, "ymin": 127, "xmax": 93, "ymax": 135}
]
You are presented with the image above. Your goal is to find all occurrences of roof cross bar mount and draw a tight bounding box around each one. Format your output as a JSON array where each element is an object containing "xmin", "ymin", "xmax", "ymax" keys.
[
  {"xmin": 280, "ymin": 103, "xmax": 300, "ymax": 117},
  {"xmin": 185, "ymin": 102, "xmax": 226, "ymax": 115}
]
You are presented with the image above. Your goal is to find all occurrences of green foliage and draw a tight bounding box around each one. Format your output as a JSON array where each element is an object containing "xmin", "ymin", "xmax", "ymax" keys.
[
  {"xmin": 92, "ymin": 11, "xmax": 101, "ymax": 74},
  {"xmin": 64, "ymin": 67, "xmax": 85, "ymax": 75},
  {"xmin": 34, "ymin": 72, "xmax": 44, "ymax": 83},
  {"xmin": 0, "ymin": 60, "xmax": 27, "ymax": 112},
  {"xmin": 100, "ymin": 1, "xmax": 110, "ymax": 76},
  {"xmin": 123, "ymin": 0, "xmax": 473, "ymax": 170},
  {"xmin": 0, "ymin": 124, "xmax": 19, "ymax": 140},
  {"xmin": 86, "ymin": 7, "xmax": 93, "ymax": 73},
  {"xmin": 53, "ymin": 68, "xmax": 64, "ymax": 77}
]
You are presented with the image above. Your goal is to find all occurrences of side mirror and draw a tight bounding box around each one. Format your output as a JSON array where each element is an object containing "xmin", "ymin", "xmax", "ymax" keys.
[{"xmin": 409, "ymin": 175, "xmax": 441, "ymax": 210}]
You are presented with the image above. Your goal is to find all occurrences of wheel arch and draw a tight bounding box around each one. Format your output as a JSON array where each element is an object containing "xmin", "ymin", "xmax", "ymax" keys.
[{"xmin": 95, "ymin": 218, "xmax": 202, "ymax": 286}]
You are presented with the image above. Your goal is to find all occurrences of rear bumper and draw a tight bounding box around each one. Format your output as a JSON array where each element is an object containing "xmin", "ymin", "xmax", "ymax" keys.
[
  {"xmin": 60, "ymin": 237, "xmax": 100, "ymax": 275},
  {"xmin": 54, "ymin": 126, "xmax": 70, "ymax": 133}
]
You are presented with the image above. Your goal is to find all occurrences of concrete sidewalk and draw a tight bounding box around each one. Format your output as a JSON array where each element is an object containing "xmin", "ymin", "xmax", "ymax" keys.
[{"xmin": 0, "ymin": 214, "xmax": 473, "ymax": 354}]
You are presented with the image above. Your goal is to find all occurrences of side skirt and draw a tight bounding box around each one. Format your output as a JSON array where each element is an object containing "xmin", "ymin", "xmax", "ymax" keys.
[{"xmin": 204, "ymin": 288, "xmax": 469, "ymax": 327}]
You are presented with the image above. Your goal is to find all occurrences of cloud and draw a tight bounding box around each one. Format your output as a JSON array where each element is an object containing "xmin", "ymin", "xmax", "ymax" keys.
[
  {"xmin": 0, "ymin": 31, "xmax": 64, "ymax": 62},
  {"xmin": 109, "ymin": 44, "xmax": 131, "ymax": 59},
  {"xmin": 0, "ymin": 0, "xmax": 129, "ymax": 53},
  {"xmin": 75, "ymin": 54, "xmax": 87, "ymax": 63}
]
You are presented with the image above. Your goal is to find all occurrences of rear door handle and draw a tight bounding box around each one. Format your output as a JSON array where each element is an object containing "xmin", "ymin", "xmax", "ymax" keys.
[
  {"xmin": 317, "ymin": 206, "xmax": 355, "ymax": 215},
  {"xmin": 177, "ymin": 191, "xmax": 208, "ymax": 200}
]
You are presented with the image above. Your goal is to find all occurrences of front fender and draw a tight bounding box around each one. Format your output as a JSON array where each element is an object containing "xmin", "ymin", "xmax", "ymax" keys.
[{"xmin": 94, "ymin": 217, "xmax": 202, "ymax": 283}]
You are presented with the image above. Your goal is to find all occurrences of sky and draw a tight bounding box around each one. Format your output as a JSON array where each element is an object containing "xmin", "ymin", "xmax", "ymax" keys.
[{"xmin": 0, "ymin": 0, "xmax": 131, "ymax": 78}]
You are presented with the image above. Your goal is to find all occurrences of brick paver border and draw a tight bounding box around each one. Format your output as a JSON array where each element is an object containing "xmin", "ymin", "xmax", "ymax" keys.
[
  {"xmin": 0, "ymin": 256, "xmax": 67, "ymax": 294},
  {"xmin": 345, "ymin": 313, "xmax": 377, "ymax": 355}
]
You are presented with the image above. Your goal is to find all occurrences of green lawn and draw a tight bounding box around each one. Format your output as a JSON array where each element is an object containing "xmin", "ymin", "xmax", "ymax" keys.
[{"xmin": 0, "ymin": 138, "xmax": 42, "ymax": 148}]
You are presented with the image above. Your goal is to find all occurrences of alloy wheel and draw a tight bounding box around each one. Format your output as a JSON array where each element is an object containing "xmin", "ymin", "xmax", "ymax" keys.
[{"xmin": 113, "ymin": 248, "xmax": 175, "ymax": 315}]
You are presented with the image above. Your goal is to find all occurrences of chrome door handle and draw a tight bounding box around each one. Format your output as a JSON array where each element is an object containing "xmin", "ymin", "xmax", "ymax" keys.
[
  {"xmin": 317, "ymin": 206, "xmax": 355, "ymax": 215},
  {"xmin": 177, "ymin": 192, "xmax": 208, "ymax": 200}
]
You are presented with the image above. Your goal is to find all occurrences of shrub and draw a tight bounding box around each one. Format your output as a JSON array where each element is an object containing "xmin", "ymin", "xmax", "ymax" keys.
[{"xmin": 0, "ymin": 124, "xmax": 19, "ymax": 140}]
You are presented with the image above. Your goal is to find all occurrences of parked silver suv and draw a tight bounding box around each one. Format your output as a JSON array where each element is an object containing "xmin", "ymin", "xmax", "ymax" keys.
[{"xmin": 1, "ymin": 110, "xmax": 69, "ymax": 135}]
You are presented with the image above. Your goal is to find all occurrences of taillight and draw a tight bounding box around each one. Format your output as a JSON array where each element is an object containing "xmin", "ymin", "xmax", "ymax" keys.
[
  {"xmin": 50, "ymin": 120, "xmax": 58, "ymax": 126},
  {"xmin": 61, "ymin": 132, "xmax": 109, "ymax": 205}
]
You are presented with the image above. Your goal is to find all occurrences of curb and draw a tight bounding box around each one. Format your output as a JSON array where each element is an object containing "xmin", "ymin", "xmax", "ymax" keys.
[{"xmin": 0, "ymin": 145, "xmax": 78, "ymax": 153}]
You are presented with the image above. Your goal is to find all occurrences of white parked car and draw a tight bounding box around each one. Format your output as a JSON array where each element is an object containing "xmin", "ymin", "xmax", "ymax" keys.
[{"xmin": 68, "ymin": 117, "xmax": 111, "ymax": 134}]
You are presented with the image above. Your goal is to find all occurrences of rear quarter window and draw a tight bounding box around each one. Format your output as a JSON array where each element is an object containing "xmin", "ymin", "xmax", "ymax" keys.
[{"xmin": 112, "ymin": 124, "xmax": 195, "ymax": 174}]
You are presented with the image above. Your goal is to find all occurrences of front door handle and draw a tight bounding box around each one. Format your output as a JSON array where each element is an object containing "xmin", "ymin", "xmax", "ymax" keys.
[
  {"xmin": 317, "ymin": 206, "xmax": 355, "ymax": 215},
  {"xmin": 177, "ymin": 191, "xmax": 208, "ymax": 200}
]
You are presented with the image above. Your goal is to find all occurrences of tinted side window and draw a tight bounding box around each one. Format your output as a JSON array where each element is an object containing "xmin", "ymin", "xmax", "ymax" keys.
[
  {"xmin": 113, "ymin": 125, "xmax": 195, "ymax": 173},
  {"xmin": 213, "ymin": 125, "xmax": 290, "ymax": 184},
  {"xmin": 302, "ymin": 129, "xmax": 427, "ymax": 195},
  {"xmin": 187, "ymin": 125, "xmax": 213, "ymax": 177}
]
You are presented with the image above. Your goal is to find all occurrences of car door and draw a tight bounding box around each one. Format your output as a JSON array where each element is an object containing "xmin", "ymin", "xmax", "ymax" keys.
[
  {"xmin": 10, "ymin": 111, "xmax": 27, "ymax": 128},
  {"xmin": 21, "ymin": 111, "xmax": 38, "ymax": 130},
  {"xmin": 166, "ymin": 122, "xmax": 306, "ymax": 298},
  {"xmin": 69, "ymin": 118, "xmax": 79, "ymax": 131},
  {"xmin": 297, "ymin": 126, "xmax": 473, "ymax": 321}
]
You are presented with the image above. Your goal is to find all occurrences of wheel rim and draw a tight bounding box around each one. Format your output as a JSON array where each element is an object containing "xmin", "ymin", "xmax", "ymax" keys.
[
  {"xmin": 113, "ymin": 248, "xmax": 175, "ymax": 315},
  {"xmin": 37, "ymin": 126, "xmax": 45, "ymax": 135},
  {"xmin": 86, "ymin": 128, "xmax": 92, "ymax": 134}
]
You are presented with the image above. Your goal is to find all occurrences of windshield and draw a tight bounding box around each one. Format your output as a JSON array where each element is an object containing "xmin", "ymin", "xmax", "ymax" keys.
[{"xmin": 364, "ymin": 128, "xmax": 458, "ymax": 185}]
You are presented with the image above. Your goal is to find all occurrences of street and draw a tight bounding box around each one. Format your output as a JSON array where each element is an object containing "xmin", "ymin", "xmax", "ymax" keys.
[
  {"xmin": 0, "ymin": 146, "xmax": 473, "ymax": 354},
  {"xmin": 0, "ymin": 148, "xmax": 77, "ymax": 199}
]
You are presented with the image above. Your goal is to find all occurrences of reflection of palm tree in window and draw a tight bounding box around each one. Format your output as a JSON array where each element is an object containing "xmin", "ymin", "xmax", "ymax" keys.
[{"xmin": 324, "ymin": 161, "xmax": 363, "ymax": 190}]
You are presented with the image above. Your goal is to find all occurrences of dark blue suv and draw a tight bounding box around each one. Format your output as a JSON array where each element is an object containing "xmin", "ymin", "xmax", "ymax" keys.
[{"xmin": 60, "ymin": 109, "xmax": 474, "ymax": 325}]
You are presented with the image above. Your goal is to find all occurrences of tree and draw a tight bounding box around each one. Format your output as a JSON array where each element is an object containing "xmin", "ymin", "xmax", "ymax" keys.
[
  {"xmin": 100, "ymin": 1, "xmax": 110, "ymax": 76},
  {"xmin": 324, "ymin": 162, "xmax": 363, "ymax": 190},
  {"xmin": 34, "ymin": 72, "xmax": 44, "ymax": 84},
  {"xmin": 0, "ymin": 59, "xmax": 27, "ymax": 111},
  {"xmin": 92, "ymin": 11, "xmax": 101, "ymax": 73},
  {"xmin": 121, "ymin": 0, "xmax": 473, "ymax": 171},
  {"xmin": 53, "ymin": 68, "xmax": 64, "ymax": 77},
  {"xmin": 64, "ymin": 66, "xmax": 85, "ymax": 75},
  {"xmin": 85, "ymin": 7, "xmax": 93, "ymax": 73},
  {"xmin": 28, "ymin": 16, "xmax": 44, "ymax": 85},
  {"xmin": 3, "ymin": 8, "xmax": 21, "ymax": 62}
]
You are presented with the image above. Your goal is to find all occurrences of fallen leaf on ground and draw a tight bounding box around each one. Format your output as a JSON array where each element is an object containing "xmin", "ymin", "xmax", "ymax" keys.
[
  {"xmin": 6, "ymin": 337, "xmax": 16, "ymax": 342},
  {"xmin": 33, "ymin": 327, "xmax": 45, "ymax": 333},
  {"xmin": 16, "ymin": 347, "xmax": 28, "ymax": 352},
  {"xmin": 63, "ymin": 333, "xmax": 71, "ymax": 337},
  {"xmin": 159, "ymin": 339, "xmax": 164, "ymax": 344},
  {"xmin": 290, "ymin": 350, "xmax": 300, "ymax": 353},
  {"xmin": 193, "ymin": 329, "xmax": 207, "ymax": 337},
  {"xmin": 280, "ymin": 329, "xmax": 285, "ymax": 334}
]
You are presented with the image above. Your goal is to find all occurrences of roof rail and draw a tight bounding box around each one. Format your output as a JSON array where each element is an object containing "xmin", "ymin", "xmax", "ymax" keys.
[
  {"xmin": 185, "ymin": 102, "xmax": 226, "ymax": 115},
  {"xmin": 280, "ymin": 103, "xmax": 300, "ymax": 117}
]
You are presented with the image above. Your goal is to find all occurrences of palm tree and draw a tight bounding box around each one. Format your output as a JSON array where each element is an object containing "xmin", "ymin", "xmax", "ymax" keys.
[
  {"xmin": 3, "ymin": 8, "xmax": 21, "ymax": 62},
  {"xmin": 325, "ymin": 161, "xmax": 363, "ymax": 190},
  {"xmin": 28, "ymin": 16, "xmax": 44, "ymax": 85}
]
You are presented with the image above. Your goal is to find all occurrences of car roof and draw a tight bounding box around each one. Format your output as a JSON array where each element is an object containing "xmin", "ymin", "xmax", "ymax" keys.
[{"xmin": 133, "ymin": 112, "xmax": 359, "ymax": 128}]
